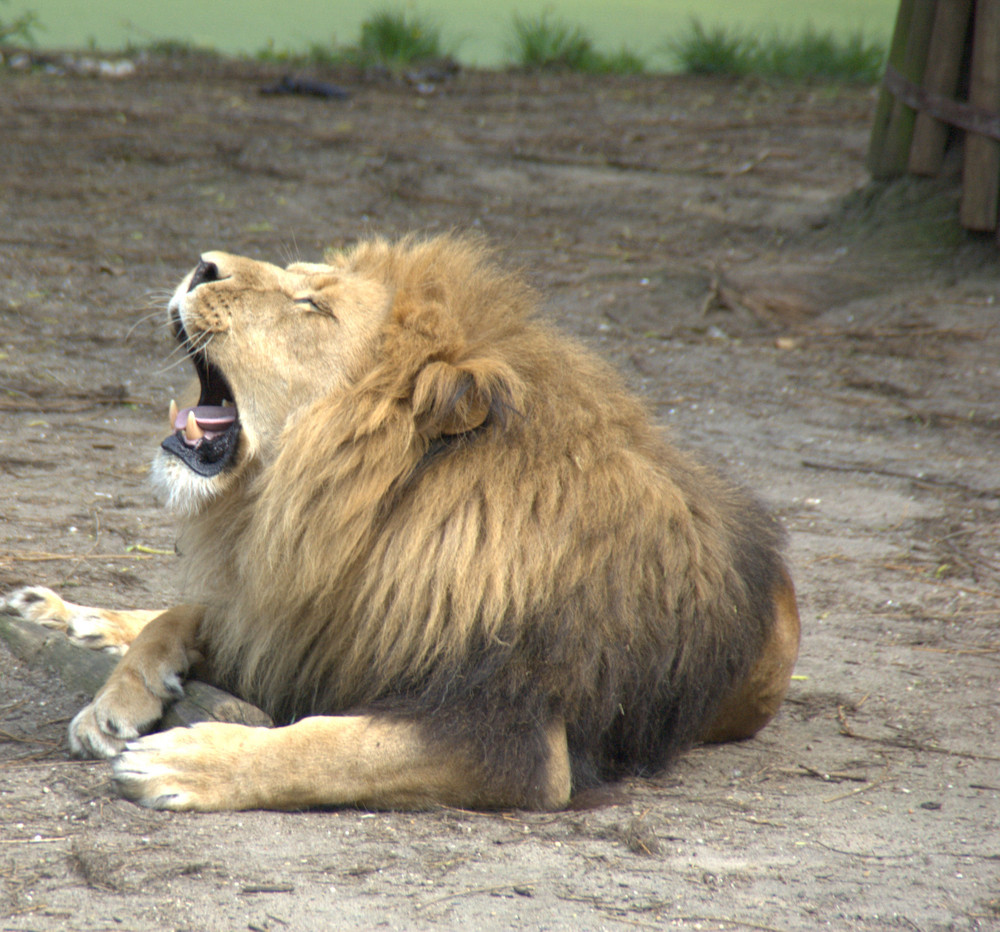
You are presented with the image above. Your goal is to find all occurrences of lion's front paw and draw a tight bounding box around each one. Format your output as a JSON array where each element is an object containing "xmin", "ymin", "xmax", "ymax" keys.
[
  {"xmin": 68, "ymin": 670, "xmax": 175, "ymax": 759},
  {"xmin": 113, "ymin": 723, "xmax": 258, "ymax": 811},
  {"xmin": 3, "ymin": 586, "xmax": 71, "ymax": 628},
  {"xmin": 2, "ymin": 586, "xmax": 128, "ymax": 654},
  {"xmin": 68, "ymin": 703, "xmax": 128, "ymax": 759}
]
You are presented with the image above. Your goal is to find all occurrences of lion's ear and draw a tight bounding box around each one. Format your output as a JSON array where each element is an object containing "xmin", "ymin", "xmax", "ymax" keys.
[{"xmin": 412, "ymin": 359, "xmax": 516, "ymax": 438}]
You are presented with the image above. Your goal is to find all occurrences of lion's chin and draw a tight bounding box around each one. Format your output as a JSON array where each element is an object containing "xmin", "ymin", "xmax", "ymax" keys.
[{"xmin": 150, "ymin": 451, "xmax": 232, "ymax": 515}]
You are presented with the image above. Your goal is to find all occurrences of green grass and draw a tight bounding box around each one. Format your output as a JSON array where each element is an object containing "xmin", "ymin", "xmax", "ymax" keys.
[
  {"xmin": 0, "ymin": 0, "xmax": 40, "ymax": 44},
  {"xmin": 352, "ymin": 8, "xmax": 445, "ymax": 66},
  {"xmin": 258, "ymin": 8, "xmax": 447, "ymax": 68},
  {"xmin": 119, "ymin": 6, "xmax": 884, "ymax": 83},
  {"xmin": 668, "ymin": 19, "xmax": 886, "ymax": 82},
  {"xmin": 507, "ymin": 12, "xmax": 645, "ymax": 74},
  {"xmin": 126, "ymin": 37, "xmax": 222, "ymax": 59}
]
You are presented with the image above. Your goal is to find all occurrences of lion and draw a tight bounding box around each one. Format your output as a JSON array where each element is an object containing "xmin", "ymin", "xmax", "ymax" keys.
[{"xmin": 3, "ymin": 235, "xmax": 800, "ymax": 812}]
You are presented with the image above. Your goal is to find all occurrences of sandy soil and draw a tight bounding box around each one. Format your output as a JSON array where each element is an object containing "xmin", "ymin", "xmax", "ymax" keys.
[{"xmin": 0, "ymin": 55, "xmax": 998, "ymax": 932}]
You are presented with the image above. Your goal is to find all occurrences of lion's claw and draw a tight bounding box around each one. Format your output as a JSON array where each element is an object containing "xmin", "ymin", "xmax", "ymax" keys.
[{"xmin": 68, "ymin": 703, "xmax": 128, "ymax": 759}]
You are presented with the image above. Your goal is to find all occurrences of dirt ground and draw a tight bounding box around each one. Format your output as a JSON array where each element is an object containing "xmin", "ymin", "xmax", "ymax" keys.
[{"xmin": 0, "ymin": 54, "xmax": 998, "ymax": 932}]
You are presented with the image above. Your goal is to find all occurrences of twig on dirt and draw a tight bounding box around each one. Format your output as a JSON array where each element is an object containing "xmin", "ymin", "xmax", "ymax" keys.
[
  {"xmin": 742, "ymin": 816, "xmax": 785, "ymax": 828},
  {"xmin": 881, "ymin": 563, "xmax": 1000, "ymax": 601},
  {"xmin": 0, "ymin": 697, "xmax": 29, "ymax": 718},
  {"xmin": 783, "ymin": 765, "xmax": 868, "ymax": 783},
  {"xmin": 885, "ymin": 739, "xmax": 1000, "ymax": 763},
  {"xmin": 726, "ymin": 149, "xmax": 772, "ymax": 176},
  {"xmin": 836, "ymin": 704, "xmax": 856, "ymax": 737},
  {"xmin": 913, "ymin": 645, "xmax": 999, "ymax": 656},
  {"xmin": 0, "ymin": 729, "xmax": 61, "ymax": 748},
  {"xmin": 0, "ymin": 750, "xmax": 62, "ymax": 765},
  {"xmin": 416, "ymin": 884, "xmax": 534, "ymax": 909},
  {"xmin": 801, "ymin": 459, "xmax": 986, "ymax": 494},
  {"xmin": 812, "ymin": 839, "xmax": 916, "ymax": 860},
  {"xmin": 127, "ymin": 544, "xmax": 175, "ymax": 556},
  {"xmin": 0, "ymin": 835, "xmax": 73, "ymax": 844},
  {"xmin": 822, "ymin": 777, "xmax": 893, "ymax": 804},
  {"xmin": 240, "ymin": 884, "xmax": 295, "ymax": 895},
  {"xmin": 555, "ymin": 892, "xmax": 792, "ymax": 932},
  {"xmin": 0, "ymin": 549, "xmax": 154, "ymax": 566},
  {"xmin": 700, "ymin": 274, "xmax": 721, "ymax": 315},
  {"xmin": 836, "ymin": 707, "xmax": 1000, "ymax": 763}
]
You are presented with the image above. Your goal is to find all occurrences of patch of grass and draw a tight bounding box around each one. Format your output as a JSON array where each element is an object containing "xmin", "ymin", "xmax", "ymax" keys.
[
  {"xmin": 508, "ymin": 12, "xmax": 594, "ymax": 70},
  {"xmin": 668, "ymin": 19, "xmax": 886, "ymax": 83},
  {"xmin": 256, "ymin": 37, "xmax": 348, "ymax": 67},
  {"xmin": 507, "ymin": 12, "xmax": 644, "ymax": 74},
  {"xmin": 761, "ymin": 26, "xmax": 886, "ymax": 82},
  {"xmin": 595, "ymin": 46, "xmax": 647, "ymax": 76},
  {"xmin": 257, "ymin": 9, "xmax": 447, "ymax": 70},
  {"xmin": 667, "ymin": 20, "xmax": 754, "ymax": 76},
  {"xmin": 128, "ymin": 38, "xmax": 221, "ymax": 60},
  {"xmin": 352, "ymin": 8, "xmax": 445, "ymax": 67},
  {"xmin": 0, "ymin": 0, "xmax": 39, "ymax": 45}
]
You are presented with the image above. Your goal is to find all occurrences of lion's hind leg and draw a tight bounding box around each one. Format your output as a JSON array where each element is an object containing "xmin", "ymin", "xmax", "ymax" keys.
[
  {"xmin": 2, "ymin": 585, "xmax": 163, "ymax": 653},
  {"xmin": 699, "ymin": 570, "xmax": 801, "ymax": 744}
]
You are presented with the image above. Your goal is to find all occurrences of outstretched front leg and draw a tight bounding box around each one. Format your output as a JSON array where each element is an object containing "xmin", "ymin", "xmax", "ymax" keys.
[
  {"xmin": 2, "ymin": 585, "xmax": 164, "ymax": 653},
  {"xmin": 68, "ymin": 604, "xmax": 205, "ymax": 758}
]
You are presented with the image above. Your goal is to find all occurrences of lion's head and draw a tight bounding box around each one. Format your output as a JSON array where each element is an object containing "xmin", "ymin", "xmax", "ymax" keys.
[{"xmin": 152, "ymin": 247, "xmax": 397, "ymax": 513}]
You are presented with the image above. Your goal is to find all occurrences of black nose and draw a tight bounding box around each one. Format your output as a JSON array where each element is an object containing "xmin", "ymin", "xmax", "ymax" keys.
[{"xmin": 188, "ymin": 259, "xmax": 220, "ymax": 292}]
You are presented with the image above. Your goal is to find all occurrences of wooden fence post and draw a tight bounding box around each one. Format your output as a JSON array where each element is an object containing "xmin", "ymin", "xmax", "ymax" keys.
[
  {"xmin": 960, "ymin": 0, "xmax": 1000, "ymax": 230},
  {"xmin": 868, "ymin": 0, "xmax": 938, "ymax": 178},
  {"xmin": 909, "ymin": 0, "xmax": 975, "ymax": 175}
]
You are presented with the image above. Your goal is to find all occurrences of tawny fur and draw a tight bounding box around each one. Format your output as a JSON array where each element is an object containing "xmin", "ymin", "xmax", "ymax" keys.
[
  {"xmin": 4, "ymin": 235, "xmax": 799, "ymax": 810},
  {"xmin": 162, "ymin": 235, "xmax": 797, "ymax": 804}
]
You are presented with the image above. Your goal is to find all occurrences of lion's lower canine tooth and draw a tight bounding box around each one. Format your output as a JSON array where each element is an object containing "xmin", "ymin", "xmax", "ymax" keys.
[
  {"xmin": 169, "ymin": 399, "xmax": 179, "ymax": 429},
  {"xmin": 185, "ymin": 410, "xmax": 204, "ymax": 441}
]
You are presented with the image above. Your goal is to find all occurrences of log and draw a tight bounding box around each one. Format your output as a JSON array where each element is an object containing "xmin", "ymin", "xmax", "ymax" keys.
[
  {"xmin": 961, "ymin": 0, "xmax": 1000, "ymax": 231},
  {"xmin": 909, "ymin": 0, "xmax": 975, "ymax": 175},
  {"xmin": 0, "ymin": 610, "xmax": 273, "ymax": 731}
]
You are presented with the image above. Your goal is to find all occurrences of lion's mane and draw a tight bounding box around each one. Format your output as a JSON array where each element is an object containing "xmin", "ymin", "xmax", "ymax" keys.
[{"xmin": 177, "ymin": 236, "xmax": 787, "ymax": 803}]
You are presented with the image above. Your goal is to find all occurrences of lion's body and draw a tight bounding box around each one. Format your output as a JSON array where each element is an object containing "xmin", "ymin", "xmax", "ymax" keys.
[{"xmin": 6, "ymin": 236, "xmax": 799, "ymax": 811}]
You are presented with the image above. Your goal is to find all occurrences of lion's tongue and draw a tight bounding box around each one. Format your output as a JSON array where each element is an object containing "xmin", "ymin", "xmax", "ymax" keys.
[{"xmin": 174, "ymin": 405, "xmax": 237, "ymax": 446}]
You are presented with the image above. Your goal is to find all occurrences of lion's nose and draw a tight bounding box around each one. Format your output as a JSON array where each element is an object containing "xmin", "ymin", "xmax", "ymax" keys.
[{"xmin": 188, "ymin": 259, "xmax": 221, "ymax": 292}]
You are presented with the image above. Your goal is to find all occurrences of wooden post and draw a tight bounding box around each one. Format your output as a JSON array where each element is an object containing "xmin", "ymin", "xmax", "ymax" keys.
[
  {"xmin": 869, "ymin": 0, "xmax": 918, "ymax": 176},
  {"xmin": 961, "ymin": 0, "xmax": 1000, "ymax": 231},
  {"xmin": 868, "ymin": 0, "xmax": 938, "ymax": 178},
  {"xmin": 909, "ymin": 0, "xmax": 975, "ymax": 175}
]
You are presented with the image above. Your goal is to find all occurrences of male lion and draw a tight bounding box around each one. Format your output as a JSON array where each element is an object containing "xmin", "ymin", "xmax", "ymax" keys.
[{"xmin": 4, "ymin": 235, "xmax": 799, "ymax": 811}]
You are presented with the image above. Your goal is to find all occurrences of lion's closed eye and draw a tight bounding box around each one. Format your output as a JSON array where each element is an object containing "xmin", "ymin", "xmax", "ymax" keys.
[{"xmin": 294, "ymin": 296, "xmax": 337, "ymax": 319}]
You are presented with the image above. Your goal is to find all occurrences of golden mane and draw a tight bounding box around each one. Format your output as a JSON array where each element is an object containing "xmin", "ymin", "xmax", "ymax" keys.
[{"xmin": 176, "ymin": 235, "xmax": 789, "ymax": 792}]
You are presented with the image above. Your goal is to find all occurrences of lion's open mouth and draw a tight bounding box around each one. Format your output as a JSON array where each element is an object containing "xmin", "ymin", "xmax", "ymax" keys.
[{"xmin": 160, "ymin": 325, "xmax": 241, "ymax": 478}]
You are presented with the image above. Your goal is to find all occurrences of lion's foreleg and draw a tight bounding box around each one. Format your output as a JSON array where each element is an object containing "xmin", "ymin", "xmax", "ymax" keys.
[
  {"xmin": 69, "ymin": 604, "xmax": 205, "ymax": 759},
  {"xmin": 2, "ymin": 585, "xmax": 164, "ymax": 653},
  {"xmin": 112, "ymin": 714, "xmax": 572, "ymax": 812}
]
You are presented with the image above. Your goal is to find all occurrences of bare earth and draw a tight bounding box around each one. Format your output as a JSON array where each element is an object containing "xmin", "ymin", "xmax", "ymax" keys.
[{"xmin": 0, "ymin": 57, "xmax": 998, "ymax": 932}]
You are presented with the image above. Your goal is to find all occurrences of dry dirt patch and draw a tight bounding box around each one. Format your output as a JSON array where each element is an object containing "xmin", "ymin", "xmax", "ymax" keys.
[{"xmin": 0, "ymin": 59, "xmax": 998, "ymax": 931}]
